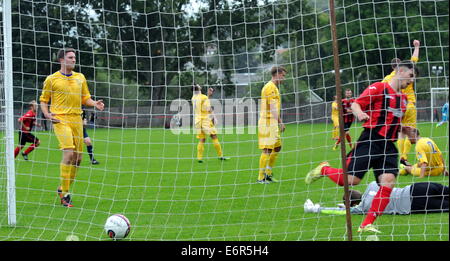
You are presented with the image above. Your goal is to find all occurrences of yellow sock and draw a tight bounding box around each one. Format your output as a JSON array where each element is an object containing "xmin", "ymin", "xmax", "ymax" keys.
[
  {"xmin": 258, "ymin": 153, "xmax": 270, "ymax": 180},
  {"xmin": 267, "ymin": 151, "xmax": 279, "ymax": 176},
  {"xmin": 402, "ymin": 137, "xmax": 411, "ymax": 160},
  {"xmin": 397, "ymin": 138, "xmax": 405, "ymax": 159},
  {"xmin": 398, "ymin": 164, "xmax": 408, "ymax": 175},
  {"xmin": 60, "ymin": 163, "xmax": 72, "ymax": 195},
  {"xmin": 265, "ymin": 166, "xmax": 273, "ymax": 176},
  {"xmin": 212, "ymin": 138, "xmax": 223, "ymax": 157},
  {"xmin": 69, "ymin": 165, "xmax": 78, "ymax": 185},
  {"xmin": 197, "ymin": 141, "xmax": 205, "ymax": 160}
]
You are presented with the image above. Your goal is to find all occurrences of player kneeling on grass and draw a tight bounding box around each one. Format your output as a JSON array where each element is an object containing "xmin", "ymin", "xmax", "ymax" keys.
[
  {"xmin": 399, "ymin": 129, "xmax": 448, "ymax": 178},
  {"xmin": 304, "ymin": 181, "xmax": 449, "ymax": 217}
]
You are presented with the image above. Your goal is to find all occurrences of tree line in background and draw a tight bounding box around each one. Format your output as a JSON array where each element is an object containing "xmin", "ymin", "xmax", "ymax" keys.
[{"xmin": 8, "ymin": 0, "xmax": 449, "ymax": 109}]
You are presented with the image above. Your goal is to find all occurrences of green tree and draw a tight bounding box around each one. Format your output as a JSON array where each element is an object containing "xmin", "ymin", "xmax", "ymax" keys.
[{"xmin": 9, "ymin": 0, "xmax": 448, "ymax": 108}]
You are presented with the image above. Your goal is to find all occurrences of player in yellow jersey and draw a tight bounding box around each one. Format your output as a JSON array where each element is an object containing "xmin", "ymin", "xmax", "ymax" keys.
[
  {"xmin": 257, "ymin": 66, "xmax": 287, "ymax": 184},
  {"xmin": 383, "ymin": 40, "xmax": 420, "ymax": 166},
  {"xmin": 331, "ymin": 96, "xmax": 339, "ymax": 150},
  {"xmin": 192, "ymin": 84, "xmax": 229, "ymax": 163},
  {"xmin": 40, "ymin": 48, "xmax": 105, "ymax": 207},
  {"xmin": 399, "ymin": 129, "xmax": 448, "ymax": 178}
]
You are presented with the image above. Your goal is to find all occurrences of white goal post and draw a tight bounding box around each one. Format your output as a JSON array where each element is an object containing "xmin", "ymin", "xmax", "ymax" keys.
[
  {"xmin": 431, "ymin": 87, "xmax": 449, "ymax": 123},
  {"xmin": 0, "ymin": 0, "xmax": 16, "ymax": 227}
]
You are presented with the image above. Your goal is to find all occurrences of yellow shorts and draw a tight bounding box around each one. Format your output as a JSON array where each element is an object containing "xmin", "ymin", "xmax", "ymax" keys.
[
  {"xmin": 410, "ymin": 164, "xmax": 444, "ymax": 177},
  {"xmin": 53, "ymin": 114, "xmax": 84, "ymax": 152},
  {"xmin": 195, "ymin": 119, "xmax": 217, "ymax": 139},
  {"xmin": 258, "ymin": 119, "xmax": 281, "ymax": 149},
  {"xmin": 401, "ymin": 102, "xmax": 417, "ymax": 128}
]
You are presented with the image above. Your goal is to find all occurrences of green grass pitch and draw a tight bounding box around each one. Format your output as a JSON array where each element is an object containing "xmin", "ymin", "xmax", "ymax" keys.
[{"xmin": 0, "ymin": 122, "xmax": 448, "ymax": 241}]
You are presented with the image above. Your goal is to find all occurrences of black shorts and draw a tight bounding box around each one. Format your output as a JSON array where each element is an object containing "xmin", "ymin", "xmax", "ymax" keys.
[
  {"xmin": 346, "ymin": 129, "xmax": 398, "ymax": 181},
  {"xmin": 18, "ymin": 131, "xmax": 39, "ymax": 146},
  {"xmin": 343, "ymin": 122, "xmax": 352, "ymax": 132},
  {"xmin": 83, "ymin": 128, "xmax": 89, "ymax": 138},
  {"xmin": 410, "ymin": 182, "xmax": 449, "ymax": 214}
]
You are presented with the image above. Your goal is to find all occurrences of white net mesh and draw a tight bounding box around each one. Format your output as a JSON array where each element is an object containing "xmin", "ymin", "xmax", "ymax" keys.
[{"xmin": 0, "ymin": 0, "xmax": 448, "ymax": 241}]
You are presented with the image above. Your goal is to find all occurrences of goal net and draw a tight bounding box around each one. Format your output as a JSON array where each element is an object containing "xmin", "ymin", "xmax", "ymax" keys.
[{"xmin": 0, "ymin": 0, "xmax": 448, "ymax": 242}]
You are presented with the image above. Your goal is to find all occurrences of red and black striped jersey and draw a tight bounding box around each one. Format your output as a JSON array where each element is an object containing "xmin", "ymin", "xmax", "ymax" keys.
[
  {"xmin": 355, "ymin": 82, "xmax": 407, "ymax": 141},
  {"xmin": 18, "ymin": 109, "xmax": 36, "ymax": 133},
  {"xmin": 342, "ymin": 98, "xmax": 355, "ymax": 123}
]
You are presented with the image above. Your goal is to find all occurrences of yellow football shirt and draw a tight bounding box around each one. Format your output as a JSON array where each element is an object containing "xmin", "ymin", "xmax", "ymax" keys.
[
  {"xmin": 415, "ymin": 137, "xmax": 443, "ymax": 167},
  {"xmin": 192, "ymin": 93, "xmax": 211, "ymax": 123},
  {"xmin": 259, "ymin": 81, "xmax": 280, "ymax": 120},
  {"xmin": 382, "ymin": 56, "xmax": 419, "ymax": 103},
  {"xmin": 39, "ymin": 71, "xmax": 91, "ymax": 115}
]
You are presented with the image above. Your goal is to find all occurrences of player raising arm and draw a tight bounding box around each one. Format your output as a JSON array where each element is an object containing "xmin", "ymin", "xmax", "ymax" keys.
[
  {"xmin": 305, "ymin": 60, "xmax": 418, "ymax": 233},
  {"xmin": 382, "ymin": 40, "xmax": 420, "ymax": 166},
  {"xmin": 40, "ymin": 48, "xmax": 104, "ymax": 207}
]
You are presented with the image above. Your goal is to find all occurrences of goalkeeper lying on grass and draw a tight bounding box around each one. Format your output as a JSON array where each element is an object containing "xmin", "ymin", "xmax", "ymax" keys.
[{"xmin": 305, "ymin": 181, "xmax": 448, "ymax": 215}]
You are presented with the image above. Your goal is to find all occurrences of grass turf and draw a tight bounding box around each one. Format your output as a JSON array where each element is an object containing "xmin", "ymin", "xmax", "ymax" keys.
[{"xmin": 0, "ymin": 122, "xmax": 448, "ymax": 241}]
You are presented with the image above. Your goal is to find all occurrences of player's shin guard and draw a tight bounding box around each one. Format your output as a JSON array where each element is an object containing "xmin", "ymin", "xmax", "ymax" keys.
[
  {"xmin": 345, "ymin": 134, "xmax": 352, "ymax": 147},
  {"xmin": 14, "ymin": 147, "xmax": 20, "ymax": 158},
  {"xmin": 402, "ymin": 137, "xmax": 412, "ymax": 161},
  {"xmin": 268, "ymin": 151, "xmax": 279, "ymax": 168},
  {"xmin": 266, "ymin": 151, "xmax": 279, "ymax": 176},
  {"xmin": 335, "ymin": 138, "xmax": 341, "ymax": 146},
  {"xmin": 24, "ymin": 144, "xmax": 37, "ymax": 155},
  {"xmin": 397, "ymin": 138, "xmax": 406, "ymax": 160},
  {"xmin": 60, "ymin": 164, "xmax": 72, "ymax": 196},
  {"xmin": 69, "ymin": 165, "xmax": 78, "ymax": 185},
  {"xmin": 87, "ymin": 145, "xmax": 94, "ymax": 161},
  {"xmin": 361, "ymin": 186, "xmax": 393, "ymax": 227},
  {"xmin": 321, "ymin": 166, "xmax": 344, "ymax": 186},
  {"xmin": 212, "ymin": 138, "xmax": 223, "ymax": 157},
  {"xmin": 197, "ymin": 141, "xmax": 205, "ymax": 160},
  {"xmin": 258, "ymin": 153, "xmax": 270, "ymax": 180}
]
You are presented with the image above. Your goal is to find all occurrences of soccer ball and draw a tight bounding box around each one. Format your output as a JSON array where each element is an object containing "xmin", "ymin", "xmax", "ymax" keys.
[{"xmin": 104, "ymin": 214, "xmax": 131, "ymax": 240}]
